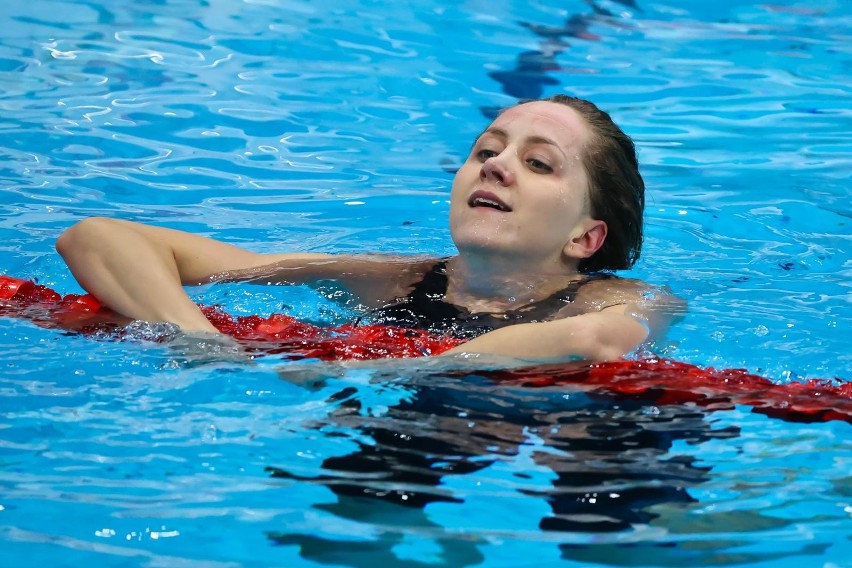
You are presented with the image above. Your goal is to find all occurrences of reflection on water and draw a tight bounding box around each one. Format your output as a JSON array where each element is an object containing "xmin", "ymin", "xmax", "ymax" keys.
[{"xmin": 265, "ymin": 372, "xmax": 749, "ymax": 565}]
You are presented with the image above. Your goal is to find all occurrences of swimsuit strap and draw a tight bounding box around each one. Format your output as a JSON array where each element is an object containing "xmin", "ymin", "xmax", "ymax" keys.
[
  {"xmin": 508, "ymin": 271, "xmax": 613, "ymax": 321},
  {"xmin": 409, "ymin": 259, "xmax": 453, "ymax": 301},
  {"xmin": 366, "ymin": 260, "xmax": 462, "ymax": 332}
]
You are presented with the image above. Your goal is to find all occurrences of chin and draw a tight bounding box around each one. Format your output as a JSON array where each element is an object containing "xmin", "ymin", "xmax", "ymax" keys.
[{"xmin": 451, "ymin": 234, "xmax": 515, "ymax": 257}]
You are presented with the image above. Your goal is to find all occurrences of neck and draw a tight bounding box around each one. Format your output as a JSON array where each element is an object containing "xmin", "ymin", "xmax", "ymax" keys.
[{"xmin": 445, "ymin": 251, "xmax": 581, "ymax": 310}]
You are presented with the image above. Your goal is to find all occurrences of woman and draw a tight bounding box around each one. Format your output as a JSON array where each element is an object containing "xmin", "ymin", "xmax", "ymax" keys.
[{"xmin": 56, "ymin": 95, "xmax": 679, "ymax": 361}]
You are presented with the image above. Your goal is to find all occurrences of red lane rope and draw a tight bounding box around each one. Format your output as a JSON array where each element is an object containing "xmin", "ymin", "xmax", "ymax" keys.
[
  {"xmin": 0, "ymin": 275, "xmax": 461, "ymax": 358},
  {"xmin": 2, "ymin": 275, "xmax": 849, "ymax": 423},
  {"xmin": 200, "ymin": 306, "xmax": 461, "ymax": 359},
  {"xmin": 491, "ymin": 359, "xmax": 852, "ymax": 424}
]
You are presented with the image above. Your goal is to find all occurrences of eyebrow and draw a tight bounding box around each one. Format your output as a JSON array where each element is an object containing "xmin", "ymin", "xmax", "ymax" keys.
[{"xmin": 474, "ymin": 127, "xmax": 562, "ymax": 149}]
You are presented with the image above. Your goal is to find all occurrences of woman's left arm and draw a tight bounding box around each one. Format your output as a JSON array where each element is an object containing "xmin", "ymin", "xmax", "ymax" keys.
[
  {"xmin": 441, "ymin": 305, "xmax": 649, "ymax": 361},
  {"xmin": 443, "ymin": 281, "xmax": 684, "ymax": 362}
]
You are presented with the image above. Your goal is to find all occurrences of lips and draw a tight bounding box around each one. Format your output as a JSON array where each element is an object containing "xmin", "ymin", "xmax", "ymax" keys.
[{"xmin": 468, "ymin": 189, "xmax": 511, "ymax": 212}]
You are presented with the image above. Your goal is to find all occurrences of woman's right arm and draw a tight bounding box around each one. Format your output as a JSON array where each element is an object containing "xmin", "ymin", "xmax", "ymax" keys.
[{"xmin": 56, "ymin": 218, "xmax": 422, "ymax": 332}]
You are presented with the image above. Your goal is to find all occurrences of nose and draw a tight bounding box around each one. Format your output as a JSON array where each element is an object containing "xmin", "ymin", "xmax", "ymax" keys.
[{"xmin": 480, "ymin": 153, "xmax": 515, "ymax": 186}]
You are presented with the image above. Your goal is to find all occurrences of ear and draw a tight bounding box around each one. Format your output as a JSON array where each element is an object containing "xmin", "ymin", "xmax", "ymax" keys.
[{"xmin": 563, "ymin": 219, "xmax": 607, "ymax": 260}]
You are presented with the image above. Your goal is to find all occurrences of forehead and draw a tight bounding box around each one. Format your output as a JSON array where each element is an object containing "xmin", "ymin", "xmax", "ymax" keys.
[{"xmin": 487, "ymin": 101, "xmax": 591, "ymax": 150}]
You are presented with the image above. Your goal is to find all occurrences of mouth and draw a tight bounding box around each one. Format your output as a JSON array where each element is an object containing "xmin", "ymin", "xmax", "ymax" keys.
[{"xmin": 468, "ymin": 190, "xmax": 512, "ymax": 212}]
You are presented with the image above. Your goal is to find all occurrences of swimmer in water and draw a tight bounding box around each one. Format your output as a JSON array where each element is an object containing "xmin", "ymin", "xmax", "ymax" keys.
[{"xmin": 56, "ymin": 95, "xmax": 681, "ymax": 362}]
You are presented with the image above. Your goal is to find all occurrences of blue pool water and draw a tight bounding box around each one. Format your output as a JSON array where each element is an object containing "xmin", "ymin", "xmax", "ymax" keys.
[{"xmin": 1, "ymin": 0, "xmax": 850, "ymax": 566}]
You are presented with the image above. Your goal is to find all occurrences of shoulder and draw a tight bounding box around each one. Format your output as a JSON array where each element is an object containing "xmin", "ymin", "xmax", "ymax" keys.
[
  {"xmin": 349, "ymin": 254, "xmax": 448, "ymax": 304},
  {"xmin": 570, "ymin": 274, "xmax": 686, "ymax": 316},
  {"xmin": 219, "ymin": 253, "xmax": 444, "ymax": 308},
  {"xmin": 335, "ymin": 254, "xmax": 447, "ymax": 307},
  {"xmin": 331, "ymin": 254, "xmax": 444, "ymax": 285},
  {"xmin": 567, "ymin": 274, "xmax": 686, "ymax": 341}
]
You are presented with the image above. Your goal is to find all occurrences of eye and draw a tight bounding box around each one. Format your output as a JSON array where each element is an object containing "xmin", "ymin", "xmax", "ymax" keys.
[
  {"xmin": 476, "ymin": 148, "xmax": 498, "ymax": 162},
  {"xmin": 527, "ymin": 158, "xmax": 553, "ymax": 173}
]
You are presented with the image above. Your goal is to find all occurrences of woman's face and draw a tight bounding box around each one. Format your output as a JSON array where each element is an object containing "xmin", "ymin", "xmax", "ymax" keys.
[{"xmin": 449, "ymin": 101, "xmax": 603, "ymax": 271}]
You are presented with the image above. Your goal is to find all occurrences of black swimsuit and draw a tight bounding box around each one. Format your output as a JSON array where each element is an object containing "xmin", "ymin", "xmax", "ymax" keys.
[{"xmin": 367, "ymin": 260, "xmax": 612, "ymax": 339}]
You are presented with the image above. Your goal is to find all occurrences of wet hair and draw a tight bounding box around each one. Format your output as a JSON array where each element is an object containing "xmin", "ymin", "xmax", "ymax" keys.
[{"xmin": 518, "ymin": 95, "xmax": 645, "ymax": 272}]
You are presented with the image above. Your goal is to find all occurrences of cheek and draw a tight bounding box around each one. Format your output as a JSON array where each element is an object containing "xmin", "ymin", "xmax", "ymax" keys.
[
  {"xmin": 448, "ymin": 177, "xmax": 467, "ymax": 226},
  {"xmin": 552, "ymin": 178, "xmax": 590, "ymax": 211},
  {"xmin": 449, "ymin": 174, "xmax": 462, "ymax": 199},
  {"xmin": 527, "ymin": 183, "xmax": 589, "ymax": 229},
  {"xmin": 452, "ymin": 161, "xmax": 477, "ymax": 185},
  {"xmin": 449, "ymin": 163, "xmax": 477, "ymax": 203},
  {"xmin": 538, "ymin": 183, "xmax": 577, "ymax": 211},
  {"xmin": 448, "ymin": 185, "xmax": 463, "ymax": 220}
]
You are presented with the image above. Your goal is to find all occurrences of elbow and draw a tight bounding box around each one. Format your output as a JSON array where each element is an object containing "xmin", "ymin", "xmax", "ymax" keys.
[
  {"xmin": 582, "ymin": 336, "xmax": 628, "ymax": 362},
  {"xmin": 56, "ymin": 217, "xmax": 117, "ymax": 260},
  {"xmin": 587, "ymin": 344, "xmax": 630, "ymax": 362},
  {"xmin": 582, "ymin": 319, "xmax": 647, "ymax": 362}
]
